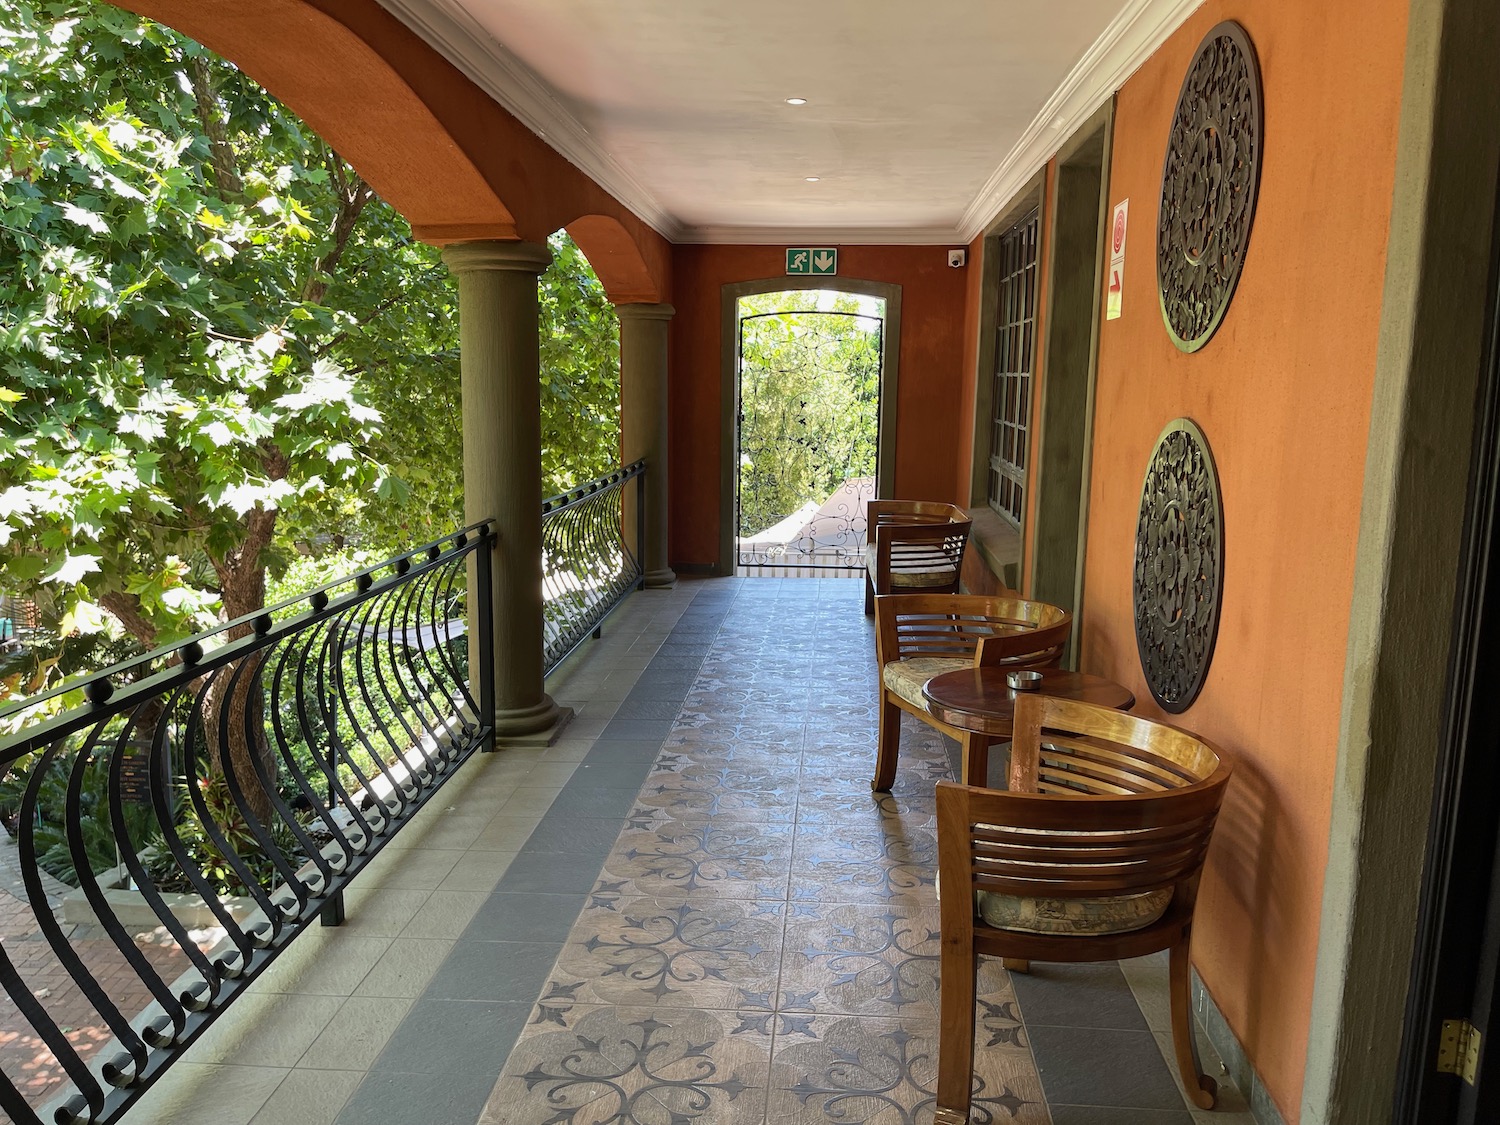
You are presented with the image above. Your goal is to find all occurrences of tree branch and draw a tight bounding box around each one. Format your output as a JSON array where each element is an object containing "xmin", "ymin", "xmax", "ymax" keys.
[
  {"xmin": 187, "ymin": 56, "xmax": 243, "ymax": 201},
  {"xmin": 301, "ymin": 159, "xmax": 374, "ymax": 304},
  {"xmin": 99, "ymin": 590, "xmax": 158, "ymax": 650}
]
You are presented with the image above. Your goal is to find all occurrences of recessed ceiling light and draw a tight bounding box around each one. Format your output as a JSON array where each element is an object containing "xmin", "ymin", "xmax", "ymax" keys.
[
  {"xmin": 805, "ymin": 176, "xmax": 820, "ymax": 182},
  {"xmin": 785, "ymin": 97, "xmax": 808, "ymax": 105}
]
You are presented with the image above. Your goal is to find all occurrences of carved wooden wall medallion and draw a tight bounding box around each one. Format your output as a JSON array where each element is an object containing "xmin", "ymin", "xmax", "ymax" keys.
[
  {"xmin": 1156, "ymin": 20, "xmax": 1263, "ymax": 353},
  {"xmin": 1133, "ymin": 419, "xmax": 1223, "ymax": 713}
]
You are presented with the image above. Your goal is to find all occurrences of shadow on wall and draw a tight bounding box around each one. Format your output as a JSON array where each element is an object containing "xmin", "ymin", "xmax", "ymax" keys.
[{"xmin": 1202, "ymin": 749, "xmax": 1282, "ymax": 1057}]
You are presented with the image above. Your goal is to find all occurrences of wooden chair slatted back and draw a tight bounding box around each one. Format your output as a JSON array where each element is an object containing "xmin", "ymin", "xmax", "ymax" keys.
[
  {"xmin": 867, "ymin": 499, "xmax": 967, "ymax": 527},
  {"xmin": 939, "ymin": 695, "xmax": 1232, "ymax": 902},
  {"xmin": 874, "ymin": 594, "xmax": 1072, "ymax": 669}
]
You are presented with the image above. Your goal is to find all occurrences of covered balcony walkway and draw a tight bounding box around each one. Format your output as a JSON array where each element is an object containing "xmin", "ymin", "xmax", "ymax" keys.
[{"xmin": 115, "ymin": 581, "xmax": 1257, "ymax": 1125}]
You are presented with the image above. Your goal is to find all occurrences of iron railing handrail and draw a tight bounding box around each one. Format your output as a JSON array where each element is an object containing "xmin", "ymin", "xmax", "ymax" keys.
[
  {"xmin": 541, "ymin": 458, "xmax": 644, "ymax": 516},
  {"xmin": 0, "ymin": 520, "xmax": 496, "ymax": 733}
]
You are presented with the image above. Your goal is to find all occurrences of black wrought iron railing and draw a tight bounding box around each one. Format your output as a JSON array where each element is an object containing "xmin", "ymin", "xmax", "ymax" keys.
[
  {"xmin": 0, "ymin": 523, "xmax": 494, "ymax": 1125},
  {"xmin": 541, "ymin": 459, "xmax": 645, "ymax": 671}
]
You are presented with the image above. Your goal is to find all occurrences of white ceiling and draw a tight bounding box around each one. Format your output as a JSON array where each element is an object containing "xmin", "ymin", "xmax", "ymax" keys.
[{"xmin": 377, "ymin": 0, "xmax": 1202, "ymax": 243}]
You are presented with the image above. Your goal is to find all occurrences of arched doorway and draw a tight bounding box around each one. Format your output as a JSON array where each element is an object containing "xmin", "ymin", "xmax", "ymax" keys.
[{"xmin": 718, "ymin": 278, "xmax": 902, "ymax": 575}]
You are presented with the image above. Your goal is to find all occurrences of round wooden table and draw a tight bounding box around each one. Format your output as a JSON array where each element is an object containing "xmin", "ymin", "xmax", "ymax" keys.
[{"xmin": 922, "ymin": 666, "xmax": 1135, "ymax": 787}]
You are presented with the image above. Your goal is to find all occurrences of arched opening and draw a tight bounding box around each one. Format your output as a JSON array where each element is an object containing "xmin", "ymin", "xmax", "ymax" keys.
[
  {"xmin": 718, "ymin": 278, "xmax": 903, "ymax": 576},
  {"xmin": 538, "ymin": 229, "xmax": 622, "ymax": 496}
]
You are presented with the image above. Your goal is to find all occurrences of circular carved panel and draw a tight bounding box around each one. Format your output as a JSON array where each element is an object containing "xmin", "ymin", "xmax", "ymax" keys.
[
  {"xmin": 1156, "ymin": 21, "xmax": 1263, "ymax": 353},
  {"xmin": 1133, "ymin": 419, "xmax": 1223, "ymax": 713}
]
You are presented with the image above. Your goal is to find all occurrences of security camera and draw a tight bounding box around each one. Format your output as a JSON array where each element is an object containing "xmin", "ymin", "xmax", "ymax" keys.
[{"xmin": 947, "ymin": 248, "xmax": 967, "ymax": 268}]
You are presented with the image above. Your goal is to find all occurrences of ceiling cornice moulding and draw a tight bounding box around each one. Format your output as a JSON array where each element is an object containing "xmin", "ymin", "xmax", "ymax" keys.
[
  {"xmin": 675, "ymin": 225, "xmax": 965, "ymax": 247},
  {"xmin": 955, "ymin": 0, "xmax": 1205, "ymax": 242},
  {"xmin": 375, "ymin": 0, "xmax": 685, "ymax": 242}
]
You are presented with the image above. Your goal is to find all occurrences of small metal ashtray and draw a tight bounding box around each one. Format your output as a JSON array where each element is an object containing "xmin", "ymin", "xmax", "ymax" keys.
[{"xmin": 1006, "ymin": 670, "xmax": 1044, "ymax": 692}]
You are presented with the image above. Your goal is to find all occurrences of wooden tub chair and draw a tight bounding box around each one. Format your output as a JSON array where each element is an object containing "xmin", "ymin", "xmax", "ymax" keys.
[
  {"xmin": 863, "ymin": 500, "xmax": 972, "ymax": 614},
  {"xmin": 873, "ymin": 593, "xmax": 1070, "ymax": 791},
  {"xmin": 934, "ymin": 694, "xmax": 1234, "ymax": 1123}
]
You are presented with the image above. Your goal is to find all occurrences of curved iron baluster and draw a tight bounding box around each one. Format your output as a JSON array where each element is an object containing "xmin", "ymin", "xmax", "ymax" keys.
[
  {"xmin": 541, "ymin": 460, "xmax": 645, "ymax": 671},
  {"xmin": 0, "ymin": 523, "xmax": 495, "ymax": 1125}
]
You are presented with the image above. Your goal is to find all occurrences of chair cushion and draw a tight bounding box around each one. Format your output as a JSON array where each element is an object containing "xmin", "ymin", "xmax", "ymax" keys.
[
  {"xmin": 974, "ymin": 887, "xmax": 1173, "ymax": 936},
  {"xmin": 863, "ymin": 543, "xmax": 958, "ymax": 588},
  {"xmin": 882, "ymin": 656, "xmax": 970, "ymax": 711}
]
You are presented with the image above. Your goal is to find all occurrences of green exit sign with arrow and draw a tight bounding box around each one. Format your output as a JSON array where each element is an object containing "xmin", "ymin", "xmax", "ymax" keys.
[{"xmin": 786, "ymin": 248, "xmax": 838, "ymax": 276}]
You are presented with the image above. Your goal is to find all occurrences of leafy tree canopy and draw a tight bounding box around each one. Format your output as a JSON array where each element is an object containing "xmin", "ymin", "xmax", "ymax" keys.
[{"xmin": 0, "ymin": 0, "xmax": 621, "ymax": 687}]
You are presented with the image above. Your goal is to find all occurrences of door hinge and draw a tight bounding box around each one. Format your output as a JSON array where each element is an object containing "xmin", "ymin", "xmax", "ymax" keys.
[{"xmin": 1437, "ymin": 1018, "xmax": 1481, "ymax": 1084}]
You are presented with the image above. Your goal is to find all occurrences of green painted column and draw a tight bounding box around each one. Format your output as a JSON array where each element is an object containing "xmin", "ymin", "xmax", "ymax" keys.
[
  {"xmin": 617, "ymin": 302, "xmax": 676, "ymax": 588},
  {"xmin": 442, "ymin": 240, "xmax": 564, "ymax": 739}
]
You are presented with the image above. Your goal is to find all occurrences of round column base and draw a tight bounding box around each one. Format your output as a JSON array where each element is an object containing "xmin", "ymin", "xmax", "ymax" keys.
[
  {"xmin": 491, "ymin": 694, "xmax": 566, "ymax": 739},
  {"xmin": 643, "ymin": 567, "xmax": 678, "ymax": 589}
]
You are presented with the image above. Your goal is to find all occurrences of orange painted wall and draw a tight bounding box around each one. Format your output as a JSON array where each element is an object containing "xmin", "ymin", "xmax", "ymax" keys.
[
  {"xmin": 669, "ymin": 245, "xmax": 970, "ymax": 568},
  {"xmin": 1081, "ymin": 1, "xmax": 1407, "ymax": 1118}
]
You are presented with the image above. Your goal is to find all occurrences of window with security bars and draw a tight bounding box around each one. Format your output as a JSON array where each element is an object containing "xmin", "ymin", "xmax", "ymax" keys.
[{"xmin": 988, "ymin": 208, "xmax": 1040, "ymax": 526}]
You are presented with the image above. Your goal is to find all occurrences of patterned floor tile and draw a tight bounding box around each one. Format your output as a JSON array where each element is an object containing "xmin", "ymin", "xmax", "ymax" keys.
[
  {"xmin": 767, "ymin": 1014, "xmax": 1046, "ymax": 1125},
  {"xmin": 483, "ymin": 1004, "xmax": 772, "ymax": 1125},
  {"xmin": 596, "ymin": 819, "xmax": 795, "ymax": 899},
  {"xmin": 788, "ymin": 821, "xmax": 938, "ymax": 903},
  {"xmin": 542, "ymin": 896, "xmax": 785, "ymax": 1009},
  {"xmin": 777, "ymin": 901, "xmax": 948, "ymax": 1017}
]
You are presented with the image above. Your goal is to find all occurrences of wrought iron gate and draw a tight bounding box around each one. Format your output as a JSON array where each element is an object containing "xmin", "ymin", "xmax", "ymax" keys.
[{"xmin": 735, "ymin": 306, "xmax": 882, "ymax": 573}]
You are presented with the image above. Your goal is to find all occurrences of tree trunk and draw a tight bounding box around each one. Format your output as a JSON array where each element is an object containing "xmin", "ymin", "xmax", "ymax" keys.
[{"xmin": 201, "ymin": 501, "xmax": 279, "ymax": 827}]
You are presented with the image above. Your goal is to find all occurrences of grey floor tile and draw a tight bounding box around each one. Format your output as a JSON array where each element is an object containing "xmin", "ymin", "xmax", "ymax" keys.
[
  {"xmin": 463, "ymin": 891, "xmax": 588, "ymax": 942},
  {"xmin": 642, "ymin": 656, "xmax": 707, "ymax": 672},
  {"xmin": 425, "ymin": 940, "xmax": 564, "ymax": 1002},
  {"xmin": 334, "ymin": 1067, "xmax": 501, "ymax": 1125},
  {"xmin": 546, "ymin": 786, "xmax": 642, "ymax": 818},
  {"xmin": 599, "ymin": 718, "xmax": 675, "ymax": 740},
  {"xmin": 1028, "ymin": 1024, "xmax": 1185, "ymax": 1111},
  {"xmin": 371, "ymin": 998, "xmax": 531, "ymax": 1077},
  {"xmin": 569, "ymin": 760, "xmax": 654, "ymax": 788},
  {"xmin": 518, "ymin": 816, "xmax": 624, "ymax": 856},
  {"xmin": 613, "ymin": 697, "xmax": 686, "ymax": 721},
  {"xmin": 626, "ymin": 675, "xmax": 700, "ymax": 699},
  {"xmin": 494, "ymin": 849, "xmax": 605, "ymax": 893},
  {"xmin": 1011, "ymin": 962, "xmax": 1152, "ymax": 1031},
  {"xmin": 582, "ymin": 739, "xmax": 666, "ymax": 764},
  {"xmin": 1050, "ymin": 1105, "xmax": 1194, "ymax": 1124}
]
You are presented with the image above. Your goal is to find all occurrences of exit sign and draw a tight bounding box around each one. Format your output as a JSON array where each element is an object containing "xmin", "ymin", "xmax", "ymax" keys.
[{"xmin": 786, "ymin": 248, "xmax": 838, "ymax": 276}]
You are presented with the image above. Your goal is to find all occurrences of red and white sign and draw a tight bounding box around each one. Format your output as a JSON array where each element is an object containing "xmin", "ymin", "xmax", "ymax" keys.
[{"xmin": 1107, "ymin": 198, "xmax": 1128, "ymax": 321}]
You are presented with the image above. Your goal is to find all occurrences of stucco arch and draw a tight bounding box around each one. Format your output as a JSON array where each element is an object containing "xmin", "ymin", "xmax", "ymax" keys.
[
  {"xmin": 117, "ymin": 0, "xmax": 516, "ymax": 242},
  {"xmin": 565, "ymin": 215, "xmax": 662, "ymax": 305},
  {"xmin": 113, "ymin": 0, "xmax": 670, "ymax": 302}
]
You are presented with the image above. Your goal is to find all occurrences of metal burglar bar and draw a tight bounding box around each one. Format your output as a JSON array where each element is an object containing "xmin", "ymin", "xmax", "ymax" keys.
[
  {"xmin": 541, "ymin": 459, "xmax": 646, "ymax": 672},
  {"xmin": 989, "ymin": 208, "xmax": 1040, "ymax": 527},
  {"xmin": 0, "ymin": 523, "xmax": 495, "ymax": 1125}
]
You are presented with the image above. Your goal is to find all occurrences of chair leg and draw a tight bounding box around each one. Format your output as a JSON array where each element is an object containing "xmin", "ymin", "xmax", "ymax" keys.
[
  {"xmin": 864, "ymin": 574, "xmax": 875, "ymax": 615},
  {"xmin": 872, "ymin": 696, "xmax": 901, "ymax": 792},
  {"xmin": 1169, "ymin": 936, "xmax": 1217, "ymax": 1110},
  {"xmin": 1001, "ymin": 958, "xmax": 1030, "ymax": 973},
  {"xmin": 936, "ymin": 949, "xmax": 978, "ymax": 1125}
]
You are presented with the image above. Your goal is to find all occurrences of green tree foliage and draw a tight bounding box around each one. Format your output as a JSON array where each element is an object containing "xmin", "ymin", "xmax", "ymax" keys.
[
  {"xmin": 0, "ymin": 0, "xmax": 622, "ymax": 682},
  {"xmin": 539, "ymin": 230, "xmax": 621, "ymax": 498},
  {"xmin": 736, "ymin": 291, "xmax": 880, "ymax": 536},
  {"xmin": 0, "ymin": 1, "xmax": 391, "ymax": 647}
]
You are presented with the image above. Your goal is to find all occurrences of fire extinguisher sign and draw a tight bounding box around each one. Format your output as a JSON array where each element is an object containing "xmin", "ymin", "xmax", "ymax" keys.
[{"xmin": 1106, "ymin": 198, "xmax": 1128, "ymax": 321}]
